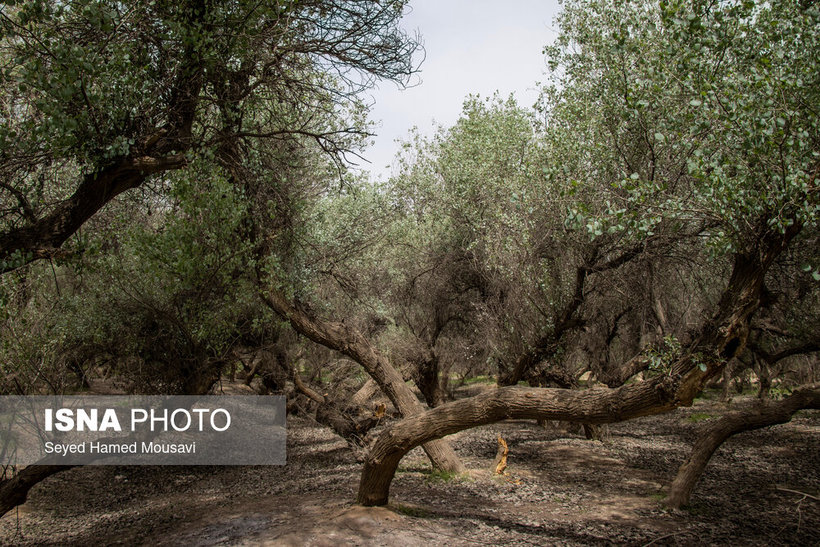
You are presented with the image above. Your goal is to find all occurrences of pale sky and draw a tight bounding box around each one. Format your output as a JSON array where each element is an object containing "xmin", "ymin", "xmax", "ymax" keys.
[{"xmin": 358, "ymin": 0, "xmax": 562, "ymax": 181}]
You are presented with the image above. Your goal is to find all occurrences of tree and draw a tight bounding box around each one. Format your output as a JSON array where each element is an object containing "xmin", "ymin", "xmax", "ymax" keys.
[
  {"xmin": 0, "ymin": 0, "xmax": 445, "ymax": 515},
  {"xmin": 356, "ymin": 0, "xmax": 820, "ymax": 506},
  {"xmin": 665, "ymin": 383, "xmax": 820, "ymax": 508},
  {"xmin": 2, "ymin": 0, "xmax": 818, "ymax": 519},
  {"xmin": 0, "ymin": 0, "xmax": 419, "ymax": 272}
]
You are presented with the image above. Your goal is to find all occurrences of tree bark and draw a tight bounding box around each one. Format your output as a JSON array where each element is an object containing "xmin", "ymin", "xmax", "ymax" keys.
[
  {"xmin": 721, "ymin": 361, "xmax": 734, "ymax": 402},
  {"xmin": 260, "ymin": 288, "xmax": 464, "ymax": 473},
  {"xmin": 665, "ymin": 384, "xmax": 820, "ymax": 508},
  {"xmin": 357, "ymin": 376, "xmax": 697, "ymax": 505},
  {"xmin": 0, "ymin": 155, "xmax": 186, "ymax": 273},
  {"xmin": 314, "ymin": 401, "xmax": 383, "ymax": 447},
  {"xmin": 0, "ymin": 465, "xmax": 74, "ymax": 517},
  {"xmin": 412, "ymin": 353, "xmax": 447, "ymax": 408},
  {"xmin": 599, "ymin": 355, "xmax": 650, "ymax": 388},
  {"xmin": 350, "ymin": 379, "xmax": 379, "ymax": 407},
  {"xmin": 748, "ymin": 339, "xmax": 820, "ymax": 399},
  {"xmin": 290, "ymin": 365, "xmax": 383, "ymax": 447}
]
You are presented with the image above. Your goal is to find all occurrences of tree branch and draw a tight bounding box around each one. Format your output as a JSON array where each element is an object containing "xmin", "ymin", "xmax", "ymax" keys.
[{"xmin": 0, "ymin": 154, "xmax": 187, "ymax": 273}]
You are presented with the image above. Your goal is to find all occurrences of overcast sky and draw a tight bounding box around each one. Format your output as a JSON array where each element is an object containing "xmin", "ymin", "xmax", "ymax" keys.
[{"xmin": 357, "ymin": 0, "xmax": 562, "ymax": 181}]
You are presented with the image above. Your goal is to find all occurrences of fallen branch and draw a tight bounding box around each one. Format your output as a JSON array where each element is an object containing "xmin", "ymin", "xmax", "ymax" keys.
[{"xmin": 493, "ymin": 436, "xmax": 508, "ymax": 475}]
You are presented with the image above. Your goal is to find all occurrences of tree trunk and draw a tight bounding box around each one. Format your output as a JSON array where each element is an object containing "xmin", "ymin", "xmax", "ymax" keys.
[
  {"xmin": 0, "ymin": 465, "xmax": 74, "ymax": 517},
  {"xmin": 413, "ymin": 354, "xmax": 447, "ymax": 408},
  {"xmin": 721, "ymin": 362, "xmax": 733, "ymax": 402},
  {"xmin": 0, "ymin": 154, "xmax": 188, "ymax": 274},
  {"xmin": 350, "ymin": 379, "xmax": 379, "ymax": 407},
  {"xmin": 260, "ymin": 288, "xmax": 464, "ymax": 473},
  {"xmin": 291, "ymin": 366, "xmax": 382, "ymax": 447},
  {"xmin": 665, "ymin": 384, "xmax": 820, "ymax": 508},
  {"xmin": 582, "ymin": 423, "xmax": 602, "ymax": 440},
  {"xmin": 599, "ymin": 355, "xmax": 650, "ymax": 388},
  {"xmin": 314, "ymin": 402, "xmax": 383, "ymax": 447},
  {"xmin": 0, "ymin": 12, "xmax": 203, "ymax": 275},
  {"xmin": 180, "ymin": 357, "xmax": 224, "ymax": 395},
  {"xmin": 756, "ymin": 358, "xmax": 772, "ymax": 400},
  {"xmin": 357, "ymin": 376, "xmax": 698, "ymax": 506}
]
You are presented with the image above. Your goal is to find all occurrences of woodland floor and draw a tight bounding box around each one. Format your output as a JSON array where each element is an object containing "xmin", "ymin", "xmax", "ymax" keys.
[{"xmin": 1, "ymin": 385, "xmax": 818, "ymax": 546}]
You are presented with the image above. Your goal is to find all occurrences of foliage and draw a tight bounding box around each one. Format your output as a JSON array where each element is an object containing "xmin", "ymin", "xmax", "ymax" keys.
[
  {"xmin": 543, "ymin": 0, "xmax": 820, "ymax": 263},
  {"xmin": 0, "ymin": 0, "xmax": 817, "ymax": 415},
  {"xmin": 0, "ymin": 0, "xmax": 420, "ymax": 268},
  {"xmin": 0, "ymin": 159, "xmax": 276, "ymax": 394},
  {"xmin": 687, "ymin": 412, "xmax": 713, "ymax": 423}
]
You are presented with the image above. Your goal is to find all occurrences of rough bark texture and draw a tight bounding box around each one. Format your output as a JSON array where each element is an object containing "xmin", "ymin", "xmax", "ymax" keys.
[
  {"xmin": 291, "ymin": 366, "xmax": 383, "ymax": 446},
  {"xmin": 665, "ymin": 384, "xmax": 820, "ymax": 508},
  {"xmin": 599, "ymin": 355, "xmax": 651, "ymax": 389},
  {"xmin": 260, "ymin": 289, "xmax": 464, "ymax": 473},
  {"xmin": 314, "ymin": 402, "xmax": 383, "ymax": 446},
  {"xmin": 412, "ymin": 353, "xmax": 447, "ymax": 408},
  {"xmin": 0, "ymin": 465, "xmax": 74, "ymax": 517},
  {"xmin": 356, "ymin": 376, "xmax": 698, "ymax": 505},
  {"xmin": 350, "ymin": 379, "xmax": 379, "ymax": 407}
]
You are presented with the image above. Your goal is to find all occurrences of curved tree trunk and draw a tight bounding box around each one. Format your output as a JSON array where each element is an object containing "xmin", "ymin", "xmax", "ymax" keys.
[
  {"xmin": 0, "ymin": 155, "xmax": 187, "ymax": 274},
  {"xmin": 356, "ymin": 375, "xmax": 700, "ymax": 505},
  {"xmin": 260, "ymin": 288, "xmax": 464, "ymax": 473},
  {"xmin": 0, "ymin": 465, "xmax": 74, "ymax": 517},
  {"xmin": 665, "ymin": 384, "xmax": 820, "ymax": 508},
  {"xmin": 356, "ymin": 227, "xmax": 801, "ymax": 506}
]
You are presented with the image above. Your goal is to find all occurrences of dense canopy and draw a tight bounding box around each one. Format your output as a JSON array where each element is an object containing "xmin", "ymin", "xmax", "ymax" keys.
[{"xmin": 0, "ymin": 0, "xmax": 818, "ymax": 542}]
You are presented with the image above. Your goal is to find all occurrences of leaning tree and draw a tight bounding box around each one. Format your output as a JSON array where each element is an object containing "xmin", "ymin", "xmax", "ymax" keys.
[
  {"xmin": 0, "ymin": 0, "xmax": 473, "ymax": 515},
  {"xmin": 356, "ymin": 0, "xmax": 820, "ymax": 506}
]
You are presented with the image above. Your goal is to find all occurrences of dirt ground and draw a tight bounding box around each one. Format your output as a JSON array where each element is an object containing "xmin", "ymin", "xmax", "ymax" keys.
[{"xmin": 1, "ymin": 389, "xmax": 818, "ymax": 546}]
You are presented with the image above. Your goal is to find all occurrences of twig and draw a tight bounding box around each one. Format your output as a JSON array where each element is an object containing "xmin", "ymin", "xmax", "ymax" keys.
[
  {"xmin": 776, "ymin": 486, "xmax": 819, "ymax": 502},
  {"xmin": 642, "ymin": 530, "xmax": 687, "ymax": 547}
]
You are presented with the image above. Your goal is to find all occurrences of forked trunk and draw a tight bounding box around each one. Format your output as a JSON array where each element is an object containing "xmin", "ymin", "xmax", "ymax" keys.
[{"xmin": 260, "ymin": 289, "xmax": 464, "ymax": 473}]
